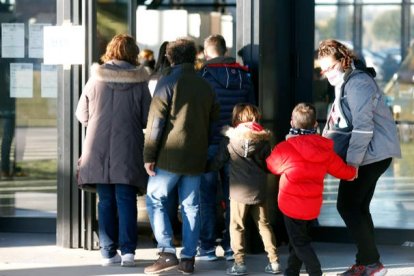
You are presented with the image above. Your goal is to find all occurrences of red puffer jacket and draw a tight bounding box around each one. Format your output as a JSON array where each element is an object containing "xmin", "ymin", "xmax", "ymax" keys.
[{"xmin": 266, "ymin": 134, "xmax": 356, "ymax": 220}]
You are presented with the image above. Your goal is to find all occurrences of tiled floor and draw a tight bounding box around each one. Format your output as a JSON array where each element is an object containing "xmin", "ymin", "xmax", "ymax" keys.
[{"xmin": 1, "ymin": 232, "xmax": 414, "ymax": 276}]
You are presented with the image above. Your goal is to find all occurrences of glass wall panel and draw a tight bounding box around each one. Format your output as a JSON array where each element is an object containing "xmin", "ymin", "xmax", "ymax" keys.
[
  {"xmin": 316, "ymin": 0, "xmax": 353, "ymax": 3},
  {"xmin": 96, "ymin": 0, "xmax": 129, "ymax": 61},
  {"xmin": 363, "ymin": 5, "xmax": 401, "ymax": 88},
  {"xmin": 362, "ymin": 0, "xmax": 402, "ymax": 3},
  {"xmin": 315, "ymin": 4, "xmax": 353, "ymax": 48},
  {"xmin": 315, "ymin": 2, "xmax": 414, "ymax": 230},
  {"xmin": 0, "ymin": 0, "xmax": 57, "ymax": 219},
  {"xmin": 314, "ymin": 4, "xmax": 353, "ymax": 130},
  {"xmin": 136, "ymin": 5, "xmax": 236, "ymax": 61}
]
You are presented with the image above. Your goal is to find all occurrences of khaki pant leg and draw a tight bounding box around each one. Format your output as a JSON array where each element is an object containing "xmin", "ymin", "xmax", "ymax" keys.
[
  {"xmin": 250, "ymin": 203, "xmax": 279, "ymax": 263},
  {"xmin": 229, "ymin": 200, "xmax": 249, "ymax": 264}
]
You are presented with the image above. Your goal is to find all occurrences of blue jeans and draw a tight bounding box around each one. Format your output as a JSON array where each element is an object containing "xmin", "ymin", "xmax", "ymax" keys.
[
  {"xmin": 146, "ymin": 168, "xmax": 201, "ymax": 258},
  {"xmin": 199, "ymin": 145, "xmax": 231, "ymax": 251},
  {"xmin": 97, "ymin": 184, "xmax": 138, "ymax": 258}
]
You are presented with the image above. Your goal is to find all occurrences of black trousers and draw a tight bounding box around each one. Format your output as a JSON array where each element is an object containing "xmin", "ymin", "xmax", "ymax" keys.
[
  {"xmin": 283, "ymin": 215, "xmax": 322, "ymax": 276},
  {"xmin": 337, "ymin": 158, "xmax": 392, "ymax": 265}
]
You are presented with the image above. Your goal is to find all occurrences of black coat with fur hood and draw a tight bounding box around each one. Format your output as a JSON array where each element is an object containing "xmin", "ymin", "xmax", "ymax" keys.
[
  {"xmin": 76, "ymin": 60, "xmax": 151, "ymax": 192},
  {"xmin": 209, "ymin": 122, "xmax": 272, "ymax": 204}
]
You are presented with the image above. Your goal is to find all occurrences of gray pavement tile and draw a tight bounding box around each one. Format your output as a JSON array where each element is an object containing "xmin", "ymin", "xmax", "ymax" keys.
[{"xmin": 0, "ymin": 233, "xmax": 413, "ymax": 276}]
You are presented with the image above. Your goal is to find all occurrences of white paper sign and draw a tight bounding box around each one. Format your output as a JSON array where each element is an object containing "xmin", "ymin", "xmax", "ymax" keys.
[
  {"xmin": 10, "ymin": 63, "xmax": 33, "ymax": 98},
  {"xmin": 1, "ymin": 23, "xmax": 25, "ymax": 58},
  {"xmin": 43, "ymin": 25, "xmax": 84, "ymax": 65},
  {"xmin": 29, "ymin": 24, "xmax": 51, "ymax": 58},
  {"xmin": 41, "ymin": 64, "xmax": 58, "ymax": 98}
]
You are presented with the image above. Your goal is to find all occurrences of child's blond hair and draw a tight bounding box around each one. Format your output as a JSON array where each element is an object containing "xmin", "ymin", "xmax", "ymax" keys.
[
  {"xmin": 232, "ymin": 103, "xmax": 261, "ymax": 126},
  {"xmin": 291, "ymin": 103, "xmax": 317, "ymax": 129}
]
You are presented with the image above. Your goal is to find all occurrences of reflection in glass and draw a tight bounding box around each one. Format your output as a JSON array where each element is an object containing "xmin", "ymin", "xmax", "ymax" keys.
[
  {"xmin": 96, "ymin": 0, "xmax": 128, "ymax": 60},
  {"xmin": 315, "ymin": 4, "xmax": 353, "ymax": 47},
  {"xmin": 0, "ymin": 0, "xmax": 57, "ymax": 219}
]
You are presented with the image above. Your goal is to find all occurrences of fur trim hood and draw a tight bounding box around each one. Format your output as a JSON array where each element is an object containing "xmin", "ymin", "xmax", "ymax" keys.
[
  {"xmin": 90, "ymin": 60, "xmax": 149, "ymax": 84},
  {"xmin": 222, "ymin": 122, "xmax": 271, "ymax": 158},
  {"xmin": 222, "ymin": 122, "xmax": 271, "ymax": 141}
]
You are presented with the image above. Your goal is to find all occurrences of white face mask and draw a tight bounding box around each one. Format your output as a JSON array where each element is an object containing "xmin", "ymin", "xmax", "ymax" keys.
[{"xmin": 325, "ymin": 68, "xmax": 345, "ymax": 87}]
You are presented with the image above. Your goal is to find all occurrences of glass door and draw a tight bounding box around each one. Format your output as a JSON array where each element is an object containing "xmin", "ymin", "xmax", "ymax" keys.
[{"xmin": 0, "ymin": 0, "xmax": 57, "ymax": 232}]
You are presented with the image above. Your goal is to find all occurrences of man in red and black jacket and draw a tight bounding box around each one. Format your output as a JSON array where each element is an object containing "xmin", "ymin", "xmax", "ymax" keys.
[{"xmin": 197, "ymin": 34, "xmax": 256, "ymax": 261}]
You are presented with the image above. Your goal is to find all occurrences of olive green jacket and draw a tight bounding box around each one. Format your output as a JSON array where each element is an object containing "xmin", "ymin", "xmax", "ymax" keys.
[{"xmin": 144, "ymin": 63, "xmax": 220, "ymax": 175}]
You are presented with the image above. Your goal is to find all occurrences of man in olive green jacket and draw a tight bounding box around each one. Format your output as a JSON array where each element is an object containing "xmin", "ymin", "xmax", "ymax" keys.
[{"xmin": 144, "ymin": 38, "xmax": 220, "ymax": 275}]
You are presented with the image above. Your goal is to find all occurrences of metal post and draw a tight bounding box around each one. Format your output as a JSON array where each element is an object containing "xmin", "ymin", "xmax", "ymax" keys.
[
  {"xmin": 81, "ymin": 0, "xmax": 99, "ymax": 251},
  {"xmin": 401, "ymin": 0, "xmax": 410, "ymax": 61},
  {"xmin": 352, "ymin": 0, "xmax": 363, "ymax": 56},
  {"xmin": 236, "ymin": 0, "xmax": 315, "ymax": 250},
  {"xmin": 128, "ymin": 0, "xmax": 137, "ymax": 36},
  {"xmin": 56, "ymin": 0, "xmax": 76, "ymax": 248}
]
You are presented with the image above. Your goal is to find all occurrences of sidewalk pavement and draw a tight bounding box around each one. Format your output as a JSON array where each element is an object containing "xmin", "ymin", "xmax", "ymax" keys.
[{"xmin": 0, "ymin": 232, "xmax": 413, "ymax": 276}]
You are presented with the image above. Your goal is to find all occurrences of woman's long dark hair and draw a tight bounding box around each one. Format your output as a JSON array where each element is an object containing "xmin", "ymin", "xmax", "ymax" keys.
[{"xmin": 153, "ymin": 41, "xmax": 171, "ymax": 73}]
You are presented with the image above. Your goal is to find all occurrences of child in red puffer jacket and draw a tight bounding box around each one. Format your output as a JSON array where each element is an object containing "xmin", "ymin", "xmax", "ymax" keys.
[{"xmin": 266, "ymin": 102, "xmax": 357, "ymax": 276}]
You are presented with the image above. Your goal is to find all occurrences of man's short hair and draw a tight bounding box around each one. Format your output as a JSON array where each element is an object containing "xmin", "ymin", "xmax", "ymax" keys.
[
  {"xmin": 291, "ymin": 103, "xmax": 317, "ymax": 130},
  {"xmin": 204, "ymin": 34, "xmax": 227, "ymax": 56},
  {"xmin": 166, "ymin": 38, "xmax": 196, "ymax": 65}
]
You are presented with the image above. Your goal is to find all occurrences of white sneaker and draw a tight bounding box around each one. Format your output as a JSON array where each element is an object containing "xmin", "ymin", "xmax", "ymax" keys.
[
  {"xmin": 101, "ymin": 253, "xmax": 121, "ymax": 266},
  {"xmin": 121, "ymin": 253, "xmax": 135, "ymax": 267}
]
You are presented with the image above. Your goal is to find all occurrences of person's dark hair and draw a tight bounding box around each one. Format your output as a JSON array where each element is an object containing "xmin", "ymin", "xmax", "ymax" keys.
[
  {"xmin": 204, "ymin": 34, "xmax": 227, "ymax": 56},
  {"xmin": 154, "ymin": 41, "xmax": 171, "ymax": 73},
  {"xmin": 100, "ymin": 34, "xmax": 140, "ymax": 66},
  {"xmin": 232, "ymin": 103, "xmax": 261, "ymax": 126},
  {"xmin": 291, "ymin": 103, "xmax": 317, "ymax": 130},
  {"xmin": 318, "ymin": 39, "xmax": 356, "ymax": 71},
  {"xmin": 166, "ymin": 38, "xmax": 196, "ymax": 65}
]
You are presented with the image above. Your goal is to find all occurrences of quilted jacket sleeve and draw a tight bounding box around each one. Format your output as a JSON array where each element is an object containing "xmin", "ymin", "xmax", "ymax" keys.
[
  {"xmin": 266, "ymin": 142, "xmax": 287, "ymax": 175},
  {"xmin": 327, "ymin": 151, "xmax": 357, "ymax": 180}
]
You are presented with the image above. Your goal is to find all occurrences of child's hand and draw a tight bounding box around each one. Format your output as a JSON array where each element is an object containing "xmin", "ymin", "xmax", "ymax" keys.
[{"xmin": 348, "ymin": 167, "xmax": 358, "ymax": 181}]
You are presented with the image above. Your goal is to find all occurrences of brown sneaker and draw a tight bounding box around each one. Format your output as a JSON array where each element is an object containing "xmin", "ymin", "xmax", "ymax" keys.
[
  {"xmin": 177, "ymin": 257, "xmax": 195, "ymax": 274},
  {"xmin": 144, "ymin": 252, "xmax": 178, "ymax": 274}
]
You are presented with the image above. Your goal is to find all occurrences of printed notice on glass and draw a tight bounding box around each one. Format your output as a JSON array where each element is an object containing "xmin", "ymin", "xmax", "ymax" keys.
[
  {"xmin": 29, "ymin": 24, "xmax": 51, "ymax": 58},
  {"xmin": 1, "ymin": 23, "xmax": 25, "ymax": 58},
  {"xmin": 43, "ymin": 25, "xmax": 84, "ymax": 65},
  {"xmin": 10, "ymin": 63, "xmax": 33, "ymax": 98},
  {"xmin": 41, "ymin": 64, "xmax": 58, "ymax": 98}
]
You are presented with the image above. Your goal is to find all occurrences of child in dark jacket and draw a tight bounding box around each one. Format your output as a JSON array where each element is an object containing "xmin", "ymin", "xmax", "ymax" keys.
[
  {"xmin": 209, "ymin": 103, "xmax": 280, "ymax": 275},
  {"xmin": 266, "ymin": 103, "xmax": 357, "ymax": 276}
]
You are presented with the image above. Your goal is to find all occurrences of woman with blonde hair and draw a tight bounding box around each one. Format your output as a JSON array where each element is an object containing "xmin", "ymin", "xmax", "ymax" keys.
[{"xmin": 76, "ymin": 34, "xmax": 151, "ymax": 267}]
